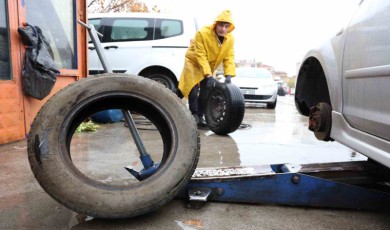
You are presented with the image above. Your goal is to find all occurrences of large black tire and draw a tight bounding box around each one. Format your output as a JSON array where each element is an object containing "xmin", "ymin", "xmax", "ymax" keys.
[
  {"xmin": 204, "ymin": 82, "xmax": 245, "ymax": 135},
  {"xmin": 27, "ymin": 73, "xmax": 200, "ymax": 219}
]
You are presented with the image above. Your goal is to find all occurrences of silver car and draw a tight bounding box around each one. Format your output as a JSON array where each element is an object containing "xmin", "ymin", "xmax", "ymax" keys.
[
  {"xmin": 295, "ymin": 0, "xmax": 390, "ymax": 168},
  {"xmin": 233, "ymin": 67, "xmax": 278, "ymax": 109}
]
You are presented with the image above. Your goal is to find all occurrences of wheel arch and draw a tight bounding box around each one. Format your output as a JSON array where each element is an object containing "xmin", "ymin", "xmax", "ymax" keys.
[
  {"xmin": 138, "ymin": 66, "xmax": 178, "ymax": 88},
  {"xmin": 295, "ymin": 57, "xmax": 332, "ymax": 116}
]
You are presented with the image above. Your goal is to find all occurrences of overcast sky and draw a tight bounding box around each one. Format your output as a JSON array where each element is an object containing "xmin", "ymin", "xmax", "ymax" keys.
[{"xmin": 143, "ymin": 0, "xmax": 361, "ymax": 75}]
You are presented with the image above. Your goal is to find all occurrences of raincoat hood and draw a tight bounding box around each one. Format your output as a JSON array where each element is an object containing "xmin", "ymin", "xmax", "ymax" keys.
[{"xmin": 213, "ymin": 10, "xmax": 235, "ymax": 33}]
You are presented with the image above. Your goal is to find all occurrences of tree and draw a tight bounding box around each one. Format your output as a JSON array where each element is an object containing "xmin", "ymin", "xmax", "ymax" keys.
[{"xmin": 87, "ymin": 0, "xmax": 160, "ymax": 13}]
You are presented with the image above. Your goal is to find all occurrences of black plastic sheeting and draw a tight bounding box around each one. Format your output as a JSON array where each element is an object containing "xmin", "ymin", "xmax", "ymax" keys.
[{"xmin": 18, "ymin": 24, "xmax": 59, "ymax": 100}]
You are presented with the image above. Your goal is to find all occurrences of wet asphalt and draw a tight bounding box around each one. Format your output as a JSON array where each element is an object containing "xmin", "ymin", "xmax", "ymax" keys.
[{"xmin": 0, "ymin": 95, "xmax": 389, "ymax": 229}]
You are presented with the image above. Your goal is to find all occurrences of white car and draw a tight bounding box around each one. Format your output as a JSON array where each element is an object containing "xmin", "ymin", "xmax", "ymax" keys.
[
  {"xmin": 295, "ymin": 0, "xmax": 390, "ymax": 168},
  {"xmin": 88, "ymin": 13, "xmax": 198, "ymax": 92},
  {"xmin": 231, "ymin": 67, "xmax": 278, "ymax": 109}
]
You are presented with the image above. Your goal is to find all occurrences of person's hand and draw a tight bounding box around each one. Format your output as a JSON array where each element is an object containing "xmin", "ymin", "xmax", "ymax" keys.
[
  {"xmin": 206, "ymin": 77, "xmax": 217, "ymax": 88},
  {"xmin": 224, "ymin": 75, "xmax": 232, "ymax": 83}
]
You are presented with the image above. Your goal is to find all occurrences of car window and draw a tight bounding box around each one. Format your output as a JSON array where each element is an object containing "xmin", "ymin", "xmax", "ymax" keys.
[
  {"xmin": 109, "ymin": 18, "xmax": 153, "ymax": 42},
  {"xmin": 155, "ymin": 19, "xmax": 183, "ymax": 40},
  {"xmin": 26, "ymin": 0, "xmax": 76, "ymax": 69},
  {"xmin": 87, "ymin": 18, "xmax": 101, "ymax": 43},
  {"xmin": 89, "ymin": 18, "xmax": 101, "ymax": 31}
]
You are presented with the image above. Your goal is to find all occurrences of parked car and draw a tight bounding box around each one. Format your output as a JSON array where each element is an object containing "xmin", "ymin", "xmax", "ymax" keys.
[
  {"xmin": 88, "ymin": 13, "xmax": 198, "ymax": 92},
  {"xmin": 295, "ymin": 0, "xmax": 390, "ymax": 168},
  {"xmin": 229, "ymin": 67, "xmax": 278, "ymax": 109},
  {"xmin": 276, "ymin": 81, "xmax": 288, "ymax": 96}
]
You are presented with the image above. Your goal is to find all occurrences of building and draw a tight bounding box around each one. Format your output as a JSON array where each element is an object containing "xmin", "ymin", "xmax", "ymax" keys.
[
  {"xmin": 235, "ymin": 59, "xmax": 288, "ymax": 78},
  {"xmin": 0, "ymin": 1, "xmax": 88, "ymax": 144}
]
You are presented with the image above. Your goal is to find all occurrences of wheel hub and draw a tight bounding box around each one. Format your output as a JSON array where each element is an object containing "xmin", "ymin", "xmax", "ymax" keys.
[
  {"xmin": 309, "ymin": 106, "xmax": 322, "ymax": 132},
  {"xmin": 308, "ymin": 102, "xmax": 332, "ymax": 141},
  {"xmin": 210, "ymin": 95, "xmax": 226, "ymax": 122}
]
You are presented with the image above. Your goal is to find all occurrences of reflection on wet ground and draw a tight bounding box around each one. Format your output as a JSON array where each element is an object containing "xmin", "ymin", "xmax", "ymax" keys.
[
  {"xmin": 197, "ymin": 96, "xmax": 366, "ymax": 168},
  {"xmin": 68, "ymin": 95, "xmax": 363, "ymax": 185},
  {"xmin": 1, "ymin": 95, "xmax": 387, "ymax": 230},
  {"xmin": 70, "ymin": 119, "xmax": 164, "ymax": 185},
  {"xmin": 60, "ymin": 96, "xmax": 367, "ymax": 180}
]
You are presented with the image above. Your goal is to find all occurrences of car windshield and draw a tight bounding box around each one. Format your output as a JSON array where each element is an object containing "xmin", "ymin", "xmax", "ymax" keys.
[{"xmin": 236, "ymin": 68, "xmax": 272, "ymax": 79}]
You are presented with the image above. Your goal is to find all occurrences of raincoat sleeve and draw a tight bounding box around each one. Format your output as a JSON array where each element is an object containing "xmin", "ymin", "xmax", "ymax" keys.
[
  {"xmin": 193, "ymin": 32, "xmax": 212, "ymax": 77},
  {"xmin": 223, "ymin": 39, "xmax": 236, "ymax": 77}
]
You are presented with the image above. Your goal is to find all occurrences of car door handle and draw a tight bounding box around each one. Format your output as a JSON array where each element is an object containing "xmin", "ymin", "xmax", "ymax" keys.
[
  {"xmin": 88, "ymin": 47, "xmax": 95, "ymax": 50},
  {"xmin": 104, "ymin": 46, "xmax": 118, "ymax": 49}
]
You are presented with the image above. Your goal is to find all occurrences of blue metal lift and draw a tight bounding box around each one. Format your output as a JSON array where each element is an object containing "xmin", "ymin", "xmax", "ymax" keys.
[{"xmin": 180, "ymin": 161, "xmax": 390, "ymax": 211}]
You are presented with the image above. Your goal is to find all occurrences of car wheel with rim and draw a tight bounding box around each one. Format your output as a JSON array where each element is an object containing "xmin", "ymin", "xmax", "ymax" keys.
[{"xmin": 204, "ymin": 82, "xmax": 245, "ymax": 135}]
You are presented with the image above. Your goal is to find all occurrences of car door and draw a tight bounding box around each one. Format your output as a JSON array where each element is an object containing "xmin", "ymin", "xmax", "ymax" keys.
[
  {"xmin": 101, "ymin": 17, "xmax": 154, "ymax": 74},
  {"xmin": 149, "ymin": 18, "xmax": 190, "ymax": 78},
  {"xmin": 342, "ymin": 0, "xmax": 390, "ymax": 141}
]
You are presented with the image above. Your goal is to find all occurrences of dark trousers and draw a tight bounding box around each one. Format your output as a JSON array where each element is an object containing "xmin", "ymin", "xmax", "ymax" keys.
[
  {"xmin": 189, "ymin": 84, "xmax": 203, "ymax": 116},
  {"xmin": 189, "ymin": 78, "xmax": 211, "ymax": 117}
]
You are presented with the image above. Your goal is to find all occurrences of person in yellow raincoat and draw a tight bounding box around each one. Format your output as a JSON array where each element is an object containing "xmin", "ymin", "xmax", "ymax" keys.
[{"xmin": 178, "ymin": 10, "xmax": 236, "ymax": 127}]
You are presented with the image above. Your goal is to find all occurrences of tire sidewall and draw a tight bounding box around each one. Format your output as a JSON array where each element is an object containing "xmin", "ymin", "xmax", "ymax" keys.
[
  {"xmin": 28, "ymin": 73, "xmax": 199, "ymax": 218},
  {"xmin": 205, "ymin": 82, "xmax": 245, "ymax": 135}
]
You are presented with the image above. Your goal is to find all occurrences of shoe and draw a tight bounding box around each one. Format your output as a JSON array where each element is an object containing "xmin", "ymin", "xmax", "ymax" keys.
[
  {"xmin": 193, "ymin": 114, "xmax": 207, "ymax": 128},
  {"xmin": 197, "ymin": 116, "xmax": 207, "ymax": 128}
]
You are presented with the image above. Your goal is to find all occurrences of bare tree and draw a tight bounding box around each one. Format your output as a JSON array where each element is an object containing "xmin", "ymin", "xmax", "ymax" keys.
[
  {"xmin": 87, "ymin": 0, "xmax": 160, "ymax": 13},
  {"xmin": 88, "ymin": 0, "xmax": 97, "ymax": 8}
]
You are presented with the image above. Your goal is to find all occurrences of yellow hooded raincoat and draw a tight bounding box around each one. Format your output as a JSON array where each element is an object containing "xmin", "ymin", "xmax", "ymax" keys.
[{"xmin": 178, "ymin": 10, "xmax": 236, "ymax": 98}]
